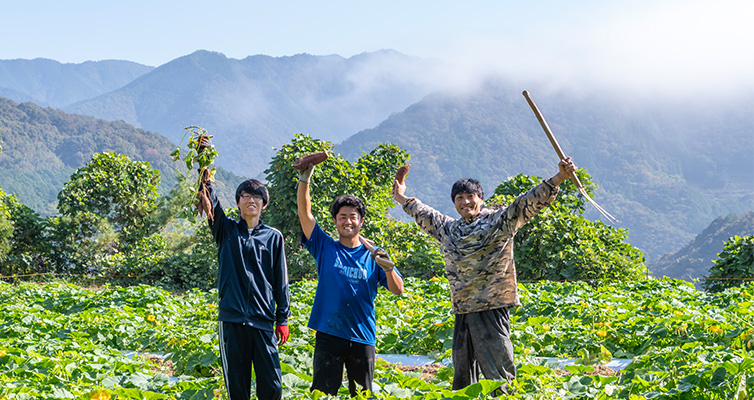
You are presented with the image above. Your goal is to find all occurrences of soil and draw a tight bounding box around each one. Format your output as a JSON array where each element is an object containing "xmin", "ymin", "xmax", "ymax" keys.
[
  {"xmin": 141, "ymin": 354, "xmax": 175, "ymax": 376},
  {"xmin": 553, "ymin": 365, "xmax": 620, "ymax": 377},
  {"xmin": 392, "ymin": 363, "xmax": 620, "ymax": 380},
  {"xmin": 394, "ymin": 364, "xmax": 445, "ymax": 381}
]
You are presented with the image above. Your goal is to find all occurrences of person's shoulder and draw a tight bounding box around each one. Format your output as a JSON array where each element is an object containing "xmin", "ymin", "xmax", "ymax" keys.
[
  {"xmin": 262, "ymin": 223, "xmax": 282, "ymax": 234},
  {"xmin": 305, "ymin": 222, "xmax": 334, "ymax": 244},
  {"xmin": 259, "ymin": 223, "xmax": 284, "ymax": 237},
  {"xmin": 480, "ymin": 207, "xmax": 499, "ymax": 217}
]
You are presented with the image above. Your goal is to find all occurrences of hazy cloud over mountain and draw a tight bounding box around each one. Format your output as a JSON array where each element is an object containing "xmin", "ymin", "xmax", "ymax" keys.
[{"xmin": 436, "ymin": 0, "xmax": 754, "ymax": 100}]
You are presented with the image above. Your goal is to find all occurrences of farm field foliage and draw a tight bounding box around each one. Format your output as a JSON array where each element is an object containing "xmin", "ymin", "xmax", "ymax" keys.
[{"xmin": 0, "ymin": 277, "xmax": 752, "ymax": 399}]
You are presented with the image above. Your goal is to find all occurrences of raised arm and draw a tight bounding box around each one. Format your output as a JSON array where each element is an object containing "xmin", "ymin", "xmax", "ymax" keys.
[
  {"xmin": 296, "ymin": 164, "xmax": 316, "ymax": 240},
  {"xmin": 491, "ymin": 157, "xmax": 578, "ymax": 235}
]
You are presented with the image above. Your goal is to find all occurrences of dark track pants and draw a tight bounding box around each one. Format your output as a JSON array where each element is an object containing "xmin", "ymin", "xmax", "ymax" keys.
[
  {"xmin": 219, "ymin": 321, "xmax": 282, "ymax": 400},
  {"xmin": 310, "ymin": 331, "xmax": 375, "ymax": 397},
  {"xmin": 452, "ymin": 307, "xmax": 516, "ymax": 390}
]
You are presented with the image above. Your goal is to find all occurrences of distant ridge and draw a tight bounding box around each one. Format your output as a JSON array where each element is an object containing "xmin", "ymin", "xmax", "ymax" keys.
[
  {"xmin": 650, "ymin": 212, "xmax": 754, "ymax": 281},
  {"xmin": 64, "ymin": 50, "xmax": 450, "ymax": 176},
  {"xmin": 0, "ymin": 58, "xmax": 153, "ymax": 108}
]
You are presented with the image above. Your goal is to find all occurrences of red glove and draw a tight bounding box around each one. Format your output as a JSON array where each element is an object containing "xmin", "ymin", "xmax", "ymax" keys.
[{"xmin": 275, "ymin": 325, "xmax": 289, "ymax": 345}]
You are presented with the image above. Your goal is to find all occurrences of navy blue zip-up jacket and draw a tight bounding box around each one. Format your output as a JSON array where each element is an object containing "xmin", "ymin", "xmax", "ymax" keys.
[{"xmin": 207, "ymin": 181, "xmax": 290, "ymax": 331}]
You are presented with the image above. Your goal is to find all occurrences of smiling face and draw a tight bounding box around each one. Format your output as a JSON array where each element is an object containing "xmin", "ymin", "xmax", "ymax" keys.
[
  {"xmin": 237, "ymin": 192, "xmax": 267, "ymax": 221},
  {"xmin": 333, "ymin": 205, "xmax": 363, "ymax": 241},
  {"xmin": 454, "ymin": 192, "xmax": 484, "ymax": 222}
]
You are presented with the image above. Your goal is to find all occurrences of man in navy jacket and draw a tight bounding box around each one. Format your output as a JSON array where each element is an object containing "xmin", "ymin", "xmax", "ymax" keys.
[{"xmin": 204, "ymin": 175, "xmax": 291, "ymax": 400}]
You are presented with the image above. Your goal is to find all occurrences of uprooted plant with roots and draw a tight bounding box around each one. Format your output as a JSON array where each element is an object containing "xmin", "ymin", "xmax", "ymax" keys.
[{"xmin": 170, "ymin": 125, "xmax": 218, "ymax": 222}]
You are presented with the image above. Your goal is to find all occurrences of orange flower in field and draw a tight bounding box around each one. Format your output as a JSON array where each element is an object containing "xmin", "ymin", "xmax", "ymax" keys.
[
  {"xmin": 673, "ymin": 310, "xmax": 684, "ymax": 316},
  {"xmin": 596, "ymin": 330, "xmax": 608, "ymax": 337},
  {"xmin": 91, "ymin": 392, "xmax": 110, "ymax": 400},
  {"xmin": 0, "ymin": 349, "xmax": 6, "ymax": 357},
  {"xmin": 542, "ymin": 325, "xmax": 551, "ymax": 331},
  {"xmin": 147, "ymin": 314, "xmax": 156, "ymax": 322}
]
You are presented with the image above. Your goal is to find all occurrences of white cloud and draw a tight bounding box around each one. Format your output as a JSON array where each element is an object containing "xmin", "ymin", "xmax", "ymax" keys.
[{"xmin": 437, "ymin": 0, "xmax": 754, "ymax": 99}]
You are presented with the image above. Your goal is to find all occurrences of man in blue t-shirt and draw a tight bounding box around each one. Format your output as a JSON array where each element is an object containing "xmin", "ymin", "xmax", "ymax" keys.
[{"xmin": 296, "ymin": 161, "xmax": 404, "ymax": 397}]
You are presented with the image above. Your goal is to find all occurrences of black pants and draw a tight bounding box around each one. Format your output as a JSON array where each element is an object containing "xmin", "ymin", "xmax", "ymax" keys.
[
  {"xmin": 310, "ymin": 331, "xmax": 375, "ymax": 397},
  {"xmin": 452, "ymin": 307, "xmax": 516, "ymax": 390},
  {"xmin": 219, "ymin": 321, "xmax": 282, "ymax": 400}
]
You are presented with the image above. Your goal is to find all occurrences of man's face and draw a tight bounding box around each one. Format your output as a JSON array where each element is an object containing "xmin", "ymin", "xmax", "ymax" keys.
[
  {"xmin": 334, "ymin": 205, "xmax": 363, "ymax": 240},
  {"xmin": 454, "ymin": 192, "xmax": 483, "ymax": 222},
  {"xmin": 237, "ymin": 192, "xmax": 266, "ymax": 220}
]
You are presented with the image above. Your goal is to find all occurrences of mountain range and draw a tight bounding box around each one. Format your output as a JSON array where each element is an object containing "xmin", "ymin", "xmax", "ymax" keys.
[
  {"xmin": 63, "ymin": 50, "xmax": 451, "ymax": 176},
  {"xmin": 0, "ymin": 58, "xmax": 152, "ymax": 107},
  {"xmin": 0, "ymin": 51, "xmax": 752, "ymax": 268}
]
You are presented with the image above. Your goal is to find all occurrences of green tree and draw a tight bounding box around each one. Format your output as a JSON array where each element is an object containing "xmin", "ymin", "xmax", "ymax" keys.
[
  {"xmin": 264, "ymin": 134, "xmax": 444, "ymax": 279},
  {"xmin": 58, "ymin": 152, "xmax": 160, "ymax": 244},
  {"xmin": 143, "ymin": 173, "xmax": 218, "ymax": 291},
  {"xmin": 488, "ymin": 171, "xmax": 647, "ymax": 283},
  {"xmin": 56, "ymin": 152, "xmax": 160, "ymax": 273},
  {"xmin": 0, "ymin": 192, "xmax": 51, "ymax": 276},
  {"xmin": 702, "ymin": 235, "xmax": 754, "ymax": 293},
  {"xmin": 0, "ymin": 187, "xmax": 14, "ymax": 267}
]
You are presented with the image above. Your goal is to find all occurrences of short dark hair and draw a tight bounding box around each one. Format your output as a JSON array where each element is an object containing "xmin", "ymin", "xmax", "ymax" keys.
[
  {"xmin": 235, "ymin": 179, "xmax": 269, "ymax": 205},
  {"xmin": 330, "ymin": 194, "xmax": 366, "ymax": 220},
  {"xmin": 451, "ymin": 178, "xmax": 484, "ymax": 202}
]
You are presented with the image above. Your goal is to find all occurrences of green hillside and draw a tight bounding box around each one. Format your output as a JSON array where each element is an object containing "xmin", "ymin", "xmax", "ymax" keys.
[
  {"xmin": 0, "ymin": 97, "xmax": 244, "ymax": 214},
  {"xmin": 650, "ymin": 212, "xmax": 754, "ymax": 280},
  {"xmin": 336, "ymin": 82, "xmax": 754, "ymax": 262}
]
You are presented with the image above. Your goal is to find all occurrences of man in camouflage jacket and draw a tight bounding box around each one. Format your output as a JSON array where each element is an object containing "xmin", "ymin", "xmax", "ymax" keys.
[{"xmin": 392, "ymin": 158, "xmax": 576, "ymax": 394}]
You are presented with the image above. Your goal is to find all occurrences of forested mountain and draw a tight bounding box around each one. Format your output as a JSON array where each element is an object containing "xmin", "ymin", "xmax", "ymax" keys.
[
  {"xmin": 0, "ymin": 58, "xmax": 153, "ymax": 108},
  {"xmin": 0, "ymin": 97, "xmax": 244, "ymax": 214},
  {"xmin": 336, "ymin": 80, "xmax": 754, "ymax": 261},
  {"xmin": 1, "ymin": 52, "xmax": 752, "ymax": 265},
  {"xmin": 650, "ymin": 212, "xmax": 754, "ymax": 280},
  {"xmin": 64, "ymin": 50, "xmax": 449, "ymax": 176}
]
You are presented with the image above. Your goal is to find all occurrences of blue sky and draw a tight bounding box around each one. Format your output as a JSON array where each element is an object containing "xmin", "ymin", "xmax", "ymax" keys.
[{"xmin": 4, "ymin": 0, "xmax": 753, "ymax": 97}]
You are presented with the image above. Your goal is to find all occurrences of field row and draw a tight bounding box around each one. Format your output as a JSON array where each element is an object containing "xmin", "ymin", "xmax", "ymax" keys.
[{"xmin": 0, "ymin": 278, "xmax": 752, "ymax": 399}]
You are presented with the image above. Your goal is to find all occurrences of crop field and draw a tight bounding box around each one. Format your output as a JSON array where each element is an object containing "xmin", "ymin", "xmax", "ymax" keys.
[{"xmin": 0, "ymin": 277, "xmax": 751, "ymax": 399}]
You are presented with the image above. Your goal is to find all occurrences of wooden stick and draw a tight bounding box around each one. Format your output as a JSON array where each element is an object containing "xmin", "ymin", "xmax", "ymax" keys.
[{"xmin": 522, "ymin": 90, "xmax": 618, "ymax": 224}]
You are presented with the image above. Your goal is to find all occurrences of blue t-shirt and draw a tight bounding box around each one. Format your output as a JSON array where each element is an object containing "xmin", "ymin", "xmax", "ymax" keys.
[{"xmin": 303, "ymin": 223, "xmax": 399, "ymax": 346}]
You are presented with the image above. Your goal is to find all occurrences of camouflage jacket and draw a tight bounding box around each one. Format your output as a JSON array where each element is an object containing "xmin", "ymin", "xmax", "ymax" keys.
[{"xmin": 402, "ymin": 179, "xmax": 559, "ymax": 314}]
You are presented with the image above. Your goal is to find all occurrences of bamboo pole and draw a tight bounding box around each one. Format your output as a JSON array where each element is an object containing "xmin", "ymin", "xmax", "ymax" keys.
[{"xmin": 522, "ymin": 90, "xmax": 618, "ymax": 224}]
